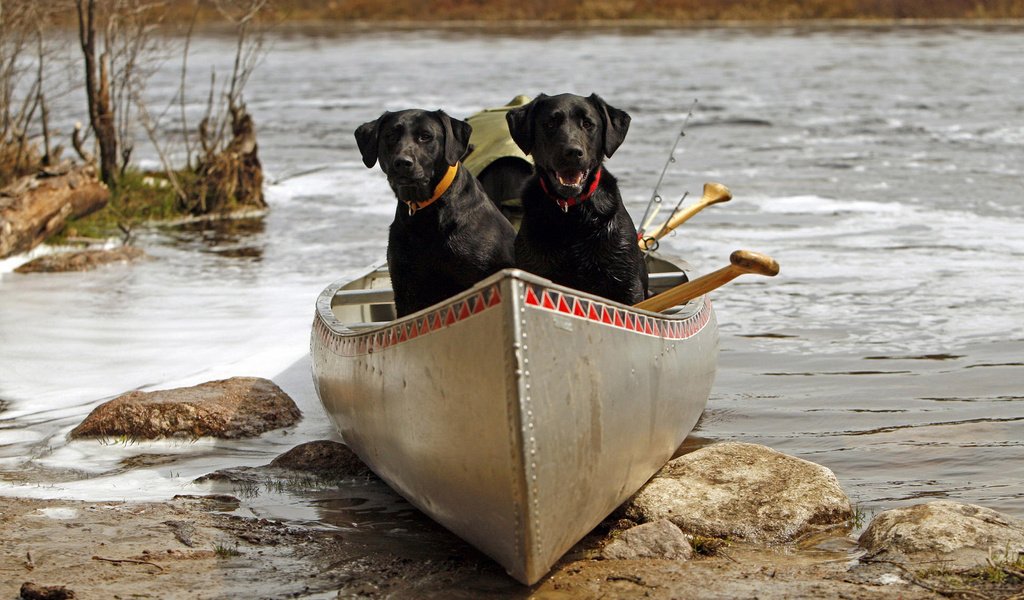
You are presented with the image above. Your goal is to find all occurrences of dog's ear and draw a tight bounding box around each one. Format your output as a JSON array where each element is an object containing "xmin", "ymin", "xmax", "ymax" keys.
[
  {"xmin": 589, "ymin": 94, "xmax": 631, "ymax": 158},
  {"xmin": 354, "ymin": 114, "xmax": 385, "ymax": 168},
  {"xmin": 505, "ymin": 94, "xmax": 546, "ymax": 156},
  {"xmin": 436, "ymin": 111, "xmax": 472, "ymax": 166}
]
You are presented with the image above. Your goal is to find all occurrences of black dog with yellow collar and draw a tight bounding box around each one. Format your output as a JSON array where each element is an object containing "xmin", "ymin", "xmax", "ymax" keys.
[{"xmin": 356, "ymin": 109, "xmax": 516, "ymax": 317}]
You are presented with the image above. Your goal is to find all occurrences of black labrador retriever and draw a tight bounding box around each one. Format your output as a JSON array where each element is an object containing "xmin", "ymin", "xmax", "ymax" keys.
[
  {"xmin": 355, "ymin": 109, "xmax": 516, "ymax": 317},
  {"xmin": 506, "ymin": 93, "xmax": 648, "ymax": 305}
]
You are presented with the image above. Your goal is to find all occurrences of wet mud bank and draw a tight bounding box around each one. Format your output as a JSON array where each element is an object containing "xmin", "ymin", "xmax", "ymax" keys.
[
  {"xmin": 0, "ymin": 491, "xmax": 910, "ymax": 600},
  {"xmin": 6, "ymin": 490, "xmax": 1018, "ymax": 599},
  {"xmin": 2, "ymin": 377, "xmax": 1021, "ymax": 598},
  {"xmin": 4, "ymin": 438, "xmax": 1021, "ymax": 598}
]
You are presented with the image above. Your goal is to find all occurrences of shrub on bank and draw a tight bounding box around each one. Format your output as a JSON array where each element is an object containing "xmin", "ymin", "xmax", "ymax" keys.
[{"xmin": 258, "ymin": 0, "xmax": 1024, "ymax": 21}]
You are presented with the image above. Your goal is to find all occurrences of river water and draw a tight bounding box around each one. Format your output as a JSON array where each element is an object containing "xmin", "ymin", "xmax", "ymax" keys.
[{"xmin": 1, "ymin": 24, "xmax": 1022, "ymax": 546}]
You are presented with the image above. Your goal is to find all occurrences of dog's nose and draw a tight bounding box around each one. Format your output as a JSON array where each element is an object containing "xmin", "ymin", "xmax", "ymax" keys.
[
  {"xmin": 563, "ymin": 146, "xmax": 584, "ymax": 160},
  {"xmin": 392, "ymin": 156, "xmax": 414, "ymax": 174}
]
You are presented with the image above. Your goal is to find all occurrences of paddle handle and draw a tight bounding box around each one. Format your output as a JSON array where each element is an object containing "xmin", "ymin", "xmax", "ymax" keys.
[
  {"xmin": 640, "ymin": 182, "xmax": 732, "ymax": 249},
  {"xmin": 635, "ymin": 250, "xmax": 779, "ymax": 313}
]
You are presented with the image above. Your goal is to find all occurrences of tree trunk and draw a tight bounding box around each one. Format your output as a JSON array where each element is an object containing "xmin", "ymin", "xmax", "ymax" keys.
[
  {"xmin": 76, "ymin": 0, "xmax": 119, "ymax": 189},
  {"xmin": 0, "ymin": 164, "xmax": 110, "ymax": 258}
]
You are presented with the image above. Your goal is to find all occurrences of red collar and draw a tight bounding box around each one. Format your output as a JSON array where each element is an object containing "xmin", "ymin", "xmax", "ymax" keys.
[{"xmin": 539, "ymin": 167, "xmax": 602, "ymax": 212}]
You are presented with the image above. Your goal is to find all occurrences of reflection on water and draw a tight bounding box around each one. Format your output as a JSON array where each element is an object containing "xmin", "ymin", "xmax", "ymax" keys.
[
  {"xmin": 200, "ymin": 474, "xmax": 525, "ymax": 597},
  {"xmin": 164, "ymin": 217, "xmax": 268, "ymax": 260},
  {"xmin": 0, "ymin": 24, "xmax": 1022, "ymax": 564}
]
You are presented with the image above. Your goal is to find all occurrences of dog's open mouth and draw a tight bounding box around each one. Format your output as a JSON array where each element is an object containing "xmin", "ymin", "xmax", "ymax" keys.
[
  {"xmin": 556, "ymin": 169, "xmax": 586, "ymax": 187},
  {"xmin": 550, "ymin": 168, "xmax": 589, "ymax": 194}
]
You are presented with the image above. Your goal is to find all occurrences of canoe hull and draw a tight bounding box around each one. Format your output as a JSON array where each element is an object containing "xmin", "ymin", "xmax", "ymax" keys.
[{"xmin": 311, "ymin": 267, "xmax": 717, "ymax": 584}]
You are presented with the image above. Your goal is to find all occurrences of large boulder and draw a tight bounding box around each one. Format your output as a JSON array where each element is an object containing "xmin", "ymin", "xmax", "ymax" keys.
[
  {"xmin": 621, "ymin": 442, "xmax": 853, "ymax": 543},
  {"xmin": 69, "ymin": 377, "xmax": 300, "ymax": 440},
  {"xmin": 859, "ymin": 501, "xmax": 1024, "ymax": 570}
]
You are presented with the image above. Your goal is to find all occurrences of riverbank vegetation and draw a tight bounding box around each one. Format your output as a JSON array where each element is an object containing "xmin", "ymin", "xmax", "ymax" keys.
[
  {"xmin": 1, "ymin": 0, "xmax": 268, "ymax": 253},
  {"xmin": 257, "ymin": 0, "xmax": 1024, "ymax": 22}
]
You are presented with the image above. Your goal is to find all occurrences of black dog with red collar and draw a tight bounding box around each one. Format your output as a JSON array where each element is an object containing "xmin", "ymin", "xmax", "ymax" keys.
[{"xmin": 506, "ymin": 93, "xmax": 649, "ymax": 305}]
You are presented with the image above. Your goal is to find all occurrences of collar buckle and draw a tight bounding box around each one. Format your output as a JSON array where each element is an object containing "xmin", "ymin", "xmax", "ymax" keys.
[{"xmin": 401, "ymin": 163, "xmax": 459, "ymax": 217}]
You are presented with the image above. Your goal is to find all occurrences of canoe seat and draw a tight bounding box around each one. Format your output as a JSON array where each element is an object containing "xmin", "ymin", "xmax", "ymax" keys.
[
  {"xmin": 331, "ymin": 288, "xmax": 395, "ymax": 306},
  {"xmin": 346, "ymin": 321, "xmax": 393, "ymax": 331},
  {"xmin": 648, "ymin": 271, "xmax": 688, "ymax": 295}
]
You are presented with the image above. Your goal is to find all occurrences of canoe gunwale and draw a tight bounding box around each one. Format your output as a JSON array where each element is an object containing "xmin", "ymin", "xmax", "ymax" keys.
[{"xmin": 314, "ymin": 265, "xmax": 707, "ymax": 341}]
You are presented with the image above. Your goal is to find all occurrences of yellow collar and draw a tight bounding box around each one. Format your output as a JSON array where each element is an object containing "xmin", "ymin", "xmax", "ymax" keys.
[{"xmin": 404, "ymin": 163, "xmax": 459, "ymax": 215}]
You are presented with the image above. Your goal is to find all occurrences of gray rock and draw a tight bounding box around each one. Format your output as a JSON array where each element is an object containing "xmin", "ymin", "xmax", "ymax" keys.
[
  {"xmin": 69, "ymin": 377, "xmax": 301, "ymax": 440},
  {"xmin": 195, "ymin": 440, "xmax": 375, "ymax": 488},
  {"xmin": 15, "ymin": 246, "xmax": 145, "ymax": 273},
  {"xmin": 601, "ymin": 519, "xmax": 693, "ymax": 561},
  {"xmin": 269, "ymin": 440, "xmax": 372, "ymax": 477},
  {"xmin": 622, "ymin": 442, "xmax": 853, "ymax": 543},
  {"xmin": 859, "ymin": 500, "xmax": 1024, "ymax": 570}
]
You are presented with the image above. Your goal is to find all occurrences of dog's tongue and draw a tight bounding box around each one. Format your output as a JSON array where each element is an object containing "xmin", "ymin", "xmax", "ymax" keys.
[{"xmin": 556, "ymin": 170, "xmax": 586, "ymax": 187}]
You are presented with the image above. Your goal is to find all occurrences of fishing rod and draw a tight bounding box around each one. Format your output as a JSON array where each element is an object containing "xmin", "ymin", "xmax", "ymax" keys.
[
  {"xmin": 636, "ymin": 99, "xmax": 698, "ymax": 240},
  {"xmin": 638, "ymin": 191, "xmax": 687, "ymax": 253},
  {"xmin": 665, "ymin": 191, "xmax": 690, "ymax": 229},
  {"xmin": 639, "ymin": 182, "xmax": 732, "ymax": 251}
]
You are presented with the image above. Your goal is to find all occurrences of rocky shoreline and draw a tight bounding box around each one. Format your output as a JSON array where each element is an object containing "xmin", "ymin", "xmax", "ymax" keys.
[{"xmin": 2, "ymin": 378, "xmax": 1022, "ymax": 599}]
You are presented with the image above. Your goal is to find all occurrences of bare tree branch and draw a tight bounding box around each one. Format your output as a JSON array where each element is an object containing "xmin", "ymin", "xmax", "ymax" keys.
[
  {"xmin": 34, "ymin": 20, "xmax": 53, "ymax": 166},
  {"xmin": 75, "ymin": 0, "xmax": 162, "ymax": 189},
  {"xmin": 72, "ymin": 121, "xmax": 95, "ymax": 165},
  {"xmin": 178, "ymin": 1, "xmax": 200, "ymax": 163},
  {"xmin": 2, "ymin": 0, "xmax": 57, "ymax": 183},
  {"xmin": 134, "ymin": 91, "xmax": 187, "ymax": 206}
]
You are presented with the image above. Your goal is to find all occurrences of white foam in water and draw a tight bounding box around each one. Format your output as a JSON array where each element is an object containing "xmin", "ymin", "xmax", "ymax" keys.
[
  {"xmin": 1, "ymin": 243, "xmax": 64, "ymax": 274},
  {"xmin": 659, "ymin": 191, "xmax": 1024, "ymax": 355},
  {"xmin": 751, "ymin": 194, "xmax": 908, "ymax": 216},
  {"xmin": 267, "ymin": 163, "xmax": 355, "ymax": 201},
  {"xmin": 269, "ymin": 163, "xmax": 396, "ymax": 216},
  {"xmin": 0, "ymin": 429, "xmax": 44, "ymax": 445}
]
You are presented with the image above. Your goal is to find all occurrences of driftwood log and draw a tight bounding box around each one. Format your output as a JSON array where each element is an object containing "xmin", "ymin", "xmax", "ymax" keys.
[{"xmin": 0, "ymin": 164, "xmax": 109, "ymax": 259}]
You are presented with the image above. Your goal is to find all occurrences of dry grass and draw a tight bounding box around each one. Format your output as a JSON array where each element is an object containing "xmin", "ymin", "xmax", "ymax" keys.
[
  {"xmin": 0, "ymin": 142, "xmax": 43, "ymax": 189},
  {"xmin": 46, "ymin": 1, "xmax": 1023, "ymax": 26},
  {"xmin": 211, "ymin": 0, "xmax": 1024, "ymax": 22}
]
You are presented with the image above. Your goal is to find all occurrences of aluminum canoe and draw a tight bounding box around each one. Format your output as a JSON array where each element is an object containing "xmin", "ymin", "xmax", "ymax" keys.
[{"xmin": 310, "ymin": 256, "xmax": 718, "ymax": 584}]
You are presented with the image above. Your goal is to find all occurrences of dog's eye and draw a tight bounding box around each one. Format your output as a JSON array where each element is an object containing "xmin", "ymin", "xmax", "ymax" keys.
[
  {"xmin": 417, "ymin": 132, "xmax": 433, "ymax": 143},
  {"xmin": 581, "ymin": 119, "xmax": 595, "ymax": 130}
]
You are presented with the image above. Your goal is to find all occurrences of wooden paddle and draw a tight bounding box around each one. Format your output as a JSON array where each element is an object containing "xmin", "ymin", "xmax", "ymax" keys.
[
  {"xmin": 634, "ymin": 250, "xmax": 779, "ymax": 313},
  {"xmin": 639, "ymin": 182, "xmax": 732, "ymax": 250}
]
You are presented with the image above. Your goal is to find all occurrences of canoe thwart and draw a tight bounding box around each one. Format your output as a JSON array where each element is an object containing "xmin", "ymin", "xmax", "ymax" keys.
[{"xmin": 330, "ymin": 288, "xmax": 395, "ymax": 306}]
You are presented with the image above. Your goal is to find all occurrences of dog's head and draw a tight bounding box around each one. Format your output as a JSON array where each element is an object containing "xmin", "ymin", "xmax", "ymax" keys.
[
  {"xmin": 506, "ymin": 93, "xmax": 630, "ymax": 198},
  {"xmin": 355, "ymin": 109, "xmax": 471, "ymax": 204}
]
